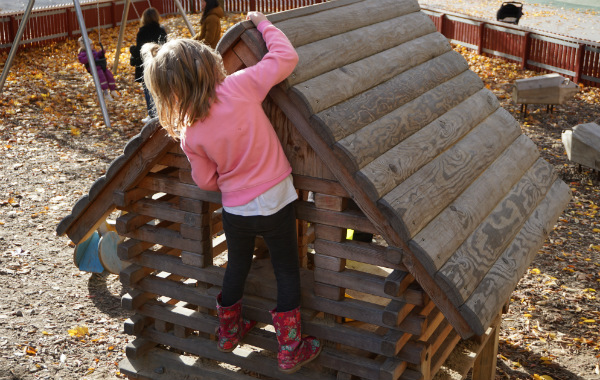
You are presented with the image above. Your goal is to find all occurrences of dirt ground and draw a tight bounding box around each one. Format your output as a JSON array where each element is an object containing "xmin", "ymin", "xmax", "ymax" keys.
[{"xmin": 0, "ymin": 8, "xmax": 599, "ymax": 380}]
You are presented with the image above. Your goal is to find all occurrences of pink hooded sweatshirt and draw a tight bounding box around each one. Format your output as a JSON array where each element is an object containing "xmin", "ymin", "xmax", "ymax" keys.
[{"xmin": 180, "ymin": 20, "xmax": 299, "ymax": 207}]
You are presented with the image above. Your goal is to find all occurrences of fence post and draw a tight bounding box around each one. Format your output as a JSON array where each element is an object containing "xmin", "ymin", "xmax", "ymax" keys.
[
  {"xmin": 521, "ymin": 31, "xmax": 530, "ymax": 70},
  {"xmin": 574, "ymin": 43, "xmax": 585, "ymax": 84},
  {"xmin": 9, "ymin": 15, "xmax": 17, "ymax": 42},
  {"xmin": 66, "ymin": 8, "xmax": 73, "ymax": 38},
  {"xmin": 477, "ymin": 22, "xmax": 485, "ymax": 55},
  {"xmin": 111, "ymin": 0, "xmax": 117, "ymax": 27},
  {"xmin": 250, "ymin": 0, "xmax": 256, "ymax": 11},
  {"xmin": 439, "ymin": 13, "xmax": 446, "ymax": 37}
]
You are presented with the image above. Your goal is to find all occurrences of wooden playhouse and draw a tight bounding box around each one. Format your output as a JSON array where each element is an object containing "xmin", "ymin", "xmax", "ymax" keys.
[{"xmin": 57, "ymin": 0, "xmax": 571, "ymax": 379}]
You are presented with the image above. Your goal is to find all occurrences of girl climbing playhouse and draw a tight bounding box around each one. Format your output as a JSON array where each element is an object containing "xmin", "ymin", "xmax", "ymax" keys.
[{"xmin": 57, "ymin": 0, "xmax": 571, "ymax": 379}]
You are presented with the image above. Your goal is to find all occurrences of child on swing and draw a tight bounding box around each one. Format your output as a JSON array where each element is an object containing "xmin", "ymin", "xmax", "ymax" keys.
[
  {"xmin": 142, "ymin": 11, "xmax": 321, "ymax": 374},
  {"xmin": 77, "ymin": 36, "xmax": 119, "ymax": 102}
]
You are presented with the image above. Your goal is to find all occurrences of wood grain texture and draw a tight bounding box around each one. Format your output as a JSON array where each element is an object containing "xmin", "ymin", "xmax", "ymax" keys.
[
  {"xmin": 263, "ymin": 98, "xmax": 336, "ymax": 180},
  {"xmin": 288, "ymin": 12, "xmax": 436, "ymax": 86},
  {"xmin": 137, "ymin": 173, "xmax": 222, "ymax": 204},
  {"xmin": 60, "ymin": 130, "xmax": 176, "ymax": 243},
  {"xmin": 437, "ymin": 158, "xmax": 560, "ymax": 307},
  {"xmin": 356, "ymin": 89, "xmax": 499, "ymax": 200},
  {"xmin": 379, "ymin": 107, "xmax": 521, "ymax": 241},
  {"xmin": 275, "ymin": 0, "xmax": 421, "ymax": 48},
  {"xmin": 291, "ymin": 32, "xmax": 452, "ymax": 116},
  {"xmin": 409, "ymin": 134, "xmax": 540, "ymax": 275},
  {"xmin": 460, "ymin": 179, "xmax": 571, "ymax": 335},
  {"xmin": 335, "ymin": 68, "xmax": 483, "ymax": 174}
]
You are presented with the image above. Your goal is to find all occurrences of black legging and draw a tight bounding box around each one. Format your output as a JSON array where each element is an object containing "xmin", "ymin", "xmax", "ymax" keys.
[{"xmin": 220, "ymin": 202, "xmax": 301, "ymax": 312}]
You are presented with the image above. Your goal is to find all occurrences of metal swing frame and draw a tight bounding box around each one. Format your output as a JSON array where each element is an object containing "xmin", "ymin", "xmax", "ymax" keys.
[{"xmin": 0, "ymin": 0, "xmax": 197, "ymax": 129}]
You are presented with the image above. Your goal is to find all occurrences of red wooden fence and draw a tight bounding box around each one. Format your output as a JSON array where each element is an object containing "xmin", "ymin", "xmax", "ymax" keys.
[
  {"xmin": 1, "ymin": 1, "xmax": 599, "ymax": 88},
  {"xmin": 422, "ymin": 7, "xmax": 600, "ymax": 88}
]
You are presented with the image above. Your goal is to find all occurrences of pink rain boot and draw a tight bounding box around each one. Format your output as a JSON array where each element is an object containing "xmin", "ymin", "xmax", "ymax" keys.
[
  {"xmin": 270, "ymin": 307, "xmax": 321, "ymax": 373},
  {"xmin": 216, "ymin": 293, "xmax": 257, "ymax": 352}
]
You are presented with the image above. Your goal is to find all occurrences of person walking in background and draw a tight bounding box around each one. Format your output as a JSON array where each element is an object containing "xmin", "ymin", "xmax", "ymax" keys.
[
  {"xmin": 192, "ymin": 0, "xmax": 224, "ymax": 49},
  {"xmin": 141, "ymin": 12, "xmax": 321, "ymax": 374},
  {"xmin": 130, "ymin": 7, "xmax": 167, "ymax": 123}
]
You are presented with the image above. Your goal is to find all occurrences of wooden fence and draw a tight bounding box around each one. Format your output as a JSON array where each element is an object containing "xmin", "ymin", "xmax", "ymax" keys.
[
  {"xmin": 422, "ymin": 8, "xmax": 600, "ymax": 88},
  {"xmin": 1, "ymin": 1, "xmax": 599, "ymax": 88},
  {"xmin": 0, "ymin": 0, "xmax": 325, "ymax": 51}
]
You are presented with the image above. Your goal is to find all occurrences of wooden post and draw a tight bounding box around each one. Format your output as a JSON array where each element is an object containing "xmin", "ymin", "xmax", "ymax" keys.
[
  {"xmin": 472, "ymin": 323, "xmax": 500, "ymax": 380},
  {"xmin": 65, "ymin": 9, "xmax": 73, "ymax": 38},
  {"xmin": 9, "ymin": 15, "xmax": 17, "ymax": 41},
  {"xmin": 250, "ymin": 0, "xmax": 256, "ymax": 12},
  {"xmin": 110, "ymin": 0, "xmax": 117, "ymax": 27},
  {"xmin": 521, "ymin": 31, "xmax": 531, "ymax": 70},
  {"xmin": 439, "ymin": 13, "xmax": 446, "ymax": 37},
  {"xmin": 477, "ymin": 22, "xmax": 484, "ymax": 55},
  {"xmin": 574, "ymin": 43, "xmax": 585, "ymax": 83}
]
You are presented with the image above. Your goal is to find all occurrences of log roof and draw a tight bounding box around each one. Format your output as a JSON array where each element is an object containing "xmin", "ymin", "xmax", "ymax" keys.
[{"xmin": 57, "ymin": 0, "xmax": 570, "ymax": 338}]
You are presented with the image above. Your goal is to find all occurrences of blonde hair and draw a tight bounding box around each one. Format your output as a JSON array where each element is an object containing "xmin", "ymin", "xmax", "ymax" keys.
[
  {"xmin": 142, "ymin": 39, "xmax": 227, "ymax": 138},
  {"xmin": 141, "ymin": 7, "xmax": 160, "ymax": 26}
]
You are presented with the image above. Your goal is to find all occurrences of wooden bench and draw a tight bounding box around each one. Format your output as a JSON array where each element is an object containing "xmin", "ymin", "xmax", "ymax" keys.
[{"xmin": 512, "ymin": 73, "xmax": 579, "ymax": 117}]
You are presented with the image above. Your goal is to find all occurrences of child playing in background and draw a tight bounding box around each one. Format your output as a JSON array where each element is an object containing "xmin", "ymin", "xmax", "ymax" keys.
[
  {"xmin": 141, "ymin": 11, "xmax": 321, "ymax": 374},
  {"xmin": 77, "ymin": 37, "xmax": 119, "ymax": 102}
]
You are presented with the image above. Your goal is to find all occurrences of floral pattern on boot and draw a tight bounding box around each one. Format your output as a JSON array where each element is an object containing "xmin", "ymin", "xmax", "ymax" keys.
[
  {"xmin": 216, "ymin": 293, "xmax": 257, "ymax": 352},
  {"xmin": 270, "ymin": 307, "xmax": 321, "ymax": 374}
]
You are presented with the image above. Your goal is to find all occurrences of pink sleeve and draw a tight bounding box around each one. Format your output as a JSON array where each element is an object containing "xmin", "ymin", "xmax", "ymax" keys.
[
  {"xmin": 180, "ymin": 140, "xmax": 219, "ymax": 191},
  {"xmin": 227, "ymin": 20, "xmax": 299, "ymax": 101}
]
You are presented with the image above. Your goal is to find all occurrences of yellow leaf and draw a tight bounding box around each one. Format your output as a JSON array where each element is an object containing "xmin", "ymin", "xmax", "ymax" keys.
[
  {"xmin": 541, "ymin": 375, "xmax": 554, "ymax": 380},
  {"xmin": 531, "ymin": 268, "xmax": 541, "ymax": 274},
  {"xmin": 70, "ymin": 127, "xmax": 80, "ymax": 136},
  {"xmin": 68, "ymin": 325, "xmax": 89, "ymax": 337},
  {"xmin": 593, "ymin": 228, "xmax": 600, "ymax": 233},
  {"xmin": 582, "ymin": 319, "xmax": 596, "ymax": 323},
  {"xmin": 524, "ymin": 313, "xmax": 533, "ymax": 318}
]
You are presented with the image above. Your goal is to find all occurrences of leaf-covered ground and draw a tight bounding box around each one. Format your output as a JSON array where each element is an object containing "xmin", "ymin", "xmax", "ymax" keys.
[{"xmin": 0, "ymin": 8, "xmax": 599, "ymax": 380}]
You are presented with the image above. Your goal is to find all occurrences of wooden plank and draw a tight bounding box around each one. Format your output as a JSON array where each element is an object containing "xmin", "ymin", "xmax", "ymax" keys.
[
  {"xmin": 409, "ymin": 134, "xmax": 540, "ymax": 275},
  {"xmin": 125, "ymin": 337, "xmax": 157, "ymax": 361},
  {"xmin": 314, "ymin": 267, "xmax": 407, "ymax": 302},
  {"xmin": 437, "ymin": 158, "xmax": 559, "ymax": 307},
  {"xmin": 293, "ymin": 175, "xmax": 348, "ymax": 197},
  {"xmin": 142, "ymin": 326, "xmax": 388, "ymax": 380},
  {"xmin": 118, "ymin": 239, "xmax": 155, "ymax": 260},
  {"xmin": 380, "ymin": 107, "xmax": 522, "ymax": 241},
  {"xmin": 123, "ymin": 197, "xmax": 207, "ymax": 227},
  {"xmin": 461, "ymin": 179, "xmax": 571, "ymax": 335},
  {"xmin": 157, "ymin": 151, "xmax": 189, "ymax": 169},
  {"xmin": 314, "ymin": 254, "xmax": 346, "ymax": 272},
  {"xmin": 384, "ymin": 270, "xmax": 414, "ymax": 298},
  {"xmin": 334, "ymin": 58, "xmax": 480, "ymax": 174},
  {"xmin": 357, "ymin": 89, "xmax": 500, "ymax": 200},
  {"xmin": 291, "ymin": 32, "xmax": 452, "ymax": 116},
  {"xmin": 314, "ymin": 193, "xmax": 348, "ymax": 211},
  {"xmin": 382, "ymin": 329, "xmax": 412, "ymax": 357},
  {"xmin": 62, "ymin": 130, "xmax": 176, "ymax": 244},
  {"xmin": 137, "ymin": 173, "xmax": 222, "ymax": 204},
  {"xmin": 122, "ymin": 223, "xmax": 205, "ymax": 254},
  {"xmin": 314, "ymin": 239, "xmax": 407, "ymax": 274},
  {"xmin": 116, "ymin": 211, "xmax": 154, "ymax": 235},
  {"xmin": 113, "ymin": 188, "xmax": 152, "ymax": 208},
  {"xmin": 430, "ymin": 330, "xmax": 461, "ymax": 377},
  {"xmin": 275, "ymin": 0, "xmax": 420, "ymax": 48},
  {"xmin": 123, "ymin": 314, "xmax": 151, "ymax": 336},
  {"xmin": 382, "ymin": 301, "xmax": 415, "ymax": 327},
  {"xmin": 122, "ymin": 290, "xmax": 156, "ymax": 312},
  {"xmin": 315, "ymin": 224, "xmax": 347, "ymax": 242},
  {"xmin": 314, "ymin": 282, "xmax": 346, "ymax": 301},
  {"xmin": 288, "ymin": 12, "xmax": 436, "ymax": 86},
  {"xmin": 296, "ymin": 201, "xmax": 379, "ymax": 234},
  {"xmin": 312, "ymin": 50, "xmax": 468, "ymax": 147},
  {"xmin": 472, "ymin": 323, "xmax": 500, "ymax": 380},
  {"xmin": 119, "ymin": 346, "xmax": 265, "ymax": 380},
  {"xmin": 120, "ymin": 264, "xmax": 154, "ymax": 287}
]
